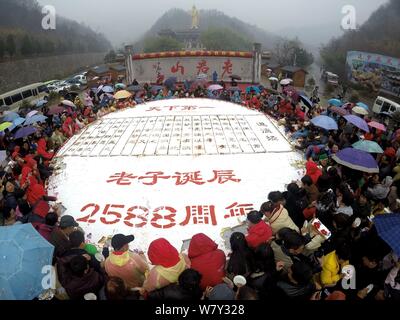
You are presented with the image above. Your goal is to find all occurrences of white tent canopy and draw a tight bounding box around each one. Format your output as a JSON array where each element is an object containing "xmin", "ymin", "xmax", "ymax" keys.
[{"xmin": 48, "ymin": 98, "xmax": 304, "ymax": 252}]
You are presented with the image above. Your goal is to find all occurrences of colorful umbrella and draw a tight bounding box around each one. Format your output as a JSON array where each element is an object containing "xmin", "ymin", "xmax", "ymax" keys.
[
  {"xmin": 352, "ymin": 106, "xmax": 369, "ymax": 116},
  {"xmin": 329, "ymin": 106, "xmax": 349, "ymax": 116},
  {"xmin": 114, "ymin": 90, "xmax": 132, "ymax": 100},
  {"xmin": 0, "ymin": 122, "xmax": 13, "ymax": 132},
  {"xmin": 352, "ymin": 140, "xmax": 384, "ymax": 154},
  {"xmin": 332, "ymin": 148, "xmax": 379, "ymax": 173},
  {"xmin": 24, "ymin": 115, "xmax": 47, "ymax": 126},
  {"xmin": 14, "ymin": 126, "xmax": 37, "ymax": 139},
  {"xmin": 311, "ymin": 115, "xmax": 338, "ymax": 131},
  {"xmin": 328, "ymin": 99, "xmax": 342, "ymax": 107},
  {"xmin": 26, "ymin": 110, "xmax": 39, "ymax": 118},
  {"xmin": 343, "ymin": 115, "xmax": 370, "ymax": 132},
  {"xmin": 368, "ymin": 121, "xmax": 386, "ymax": 132},
  {"xmin": 208, "ymin": 84, "xmax": 224, "ymax": 91},
  {"xmin": 374, "ymin": 213, "xmax": 400, "ymax": 256},
  {"xmin": 356, "ymin": 102, "xmax": 369, "ymax": 110},
  {"xmin": 61, "ymin": 100, "xmax": 76, "ymax": 108},
  {"xmin": 0, "ymin": 224, "xmax": 54, "ymax": 300},
  {"xmin": 2, "ymin": 112, "xmax": 20, "ymax": 122}
]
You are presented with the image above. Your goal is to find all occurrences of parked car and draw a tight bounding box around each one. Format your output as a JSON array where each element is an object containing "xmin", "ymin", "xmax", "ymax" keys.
[{"xmin": 73, "ymin": 74, "xmax": 87, "ymax": 85}]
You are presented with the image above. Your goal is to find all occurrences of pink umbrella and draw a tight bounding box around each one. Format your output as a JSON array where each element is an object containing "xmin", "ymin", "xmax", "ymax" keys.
[{"xmin": 368, "ymin": 121, "xmax": 386, "ymax": 132}]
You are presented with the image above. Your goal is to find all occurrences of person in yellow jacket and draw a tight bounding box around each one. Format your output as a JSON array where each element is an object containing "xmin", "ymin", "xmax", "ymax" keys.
[{"xmin": 320, "ymin": 244, "xmax": 350, "ymax": 287}]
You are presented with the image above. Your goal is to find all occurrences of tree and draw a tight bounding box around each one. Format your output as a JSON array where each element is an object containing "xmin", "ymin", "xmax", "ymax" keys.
[
  {"xmin": 5, "ymin": 34, "xmax": 16, "ymax": 57},
  {"xmin": 200, "ymin": 28, "xmax": 252, "ymax": 51},
  {"xmin": 0, "ymin": 37, "xmax": 5, "ymax": 59},
  {"xmin": 293, "ymin": 47, "xmax": 314, "ymax": 68},
  {"xmin": 274, "ymin": 38, "xmax": 313, "ymax": 68},
  {"xmin": 144, "ymin": 36, "xmax": 183, "ymax": 53},
  {"xmin": 33, "ymin": 38, "xmax": 43, "ymax": 55},
  {"xmin": 21, "ymin": 34, "xmax": 34, "ymax": 56}
]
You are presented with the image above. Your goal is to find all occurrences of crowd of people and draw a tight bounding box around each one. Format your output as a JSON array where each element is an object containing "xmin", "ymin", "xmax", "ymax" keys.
[{"xmin": 0, "ymin": 78, "xmax": 399, "ymax": 301}]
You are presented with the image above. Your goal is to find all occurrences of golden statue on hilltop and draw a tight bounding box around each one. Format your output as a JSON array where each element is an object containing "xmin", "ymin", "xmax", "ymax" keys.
[{"xmin": 191, "ymin": 5, "xmax": 199, "ymax": 29}]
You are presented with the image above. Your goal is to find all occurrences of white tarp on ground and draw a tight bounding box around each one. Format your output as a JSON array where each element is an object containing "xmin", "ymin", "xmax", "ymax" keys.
[{"xmin": 48, "ymin": 99, "xmax": 304, "ymax": 252}]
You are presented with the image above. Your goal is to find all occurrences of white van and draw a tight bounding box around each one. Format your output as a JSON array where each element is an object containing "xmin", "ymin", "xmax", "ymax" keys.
[
  {"xmin": 372, "ymin": 96, "xmax": 400, "ymax": 115},
  {"xmin": 0, "ymin": 83, "xmax": 48, "ymax": 111}
]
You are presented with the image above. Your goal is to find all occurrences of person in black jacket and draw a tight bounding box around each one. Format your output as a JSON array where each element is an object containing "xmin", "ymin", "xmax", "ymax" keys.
[
  {"xmin": 147, "ymin": 269, "xmax": 203, "ymax": 301},
  {"xmin": 283, "ymin": 183, "xmax": 308, "ymax": 229}
]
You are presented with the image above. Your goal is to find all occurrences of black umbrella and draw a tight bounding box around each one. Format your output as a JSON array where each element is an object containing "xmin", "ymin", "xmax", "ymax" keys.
[{"xmin": 230, "ymin": 75, "xmax": 242, "ymax": 80}]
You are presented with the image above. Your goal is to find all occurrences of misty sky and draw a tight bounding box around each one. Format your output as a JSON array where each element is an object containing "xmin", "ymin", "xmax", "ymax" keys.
[{"xmin": 37, "ymin": 0, "xmax": 388, "ymax": 47}]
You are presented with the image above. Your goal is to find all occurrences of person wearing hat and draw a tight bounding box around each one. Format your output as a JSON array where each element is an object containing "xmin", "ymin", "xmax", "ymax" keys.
[
  {"xmin": 318, "ymin": 153, "xmax": 329, "ymax": 173},
  {"xmin": 245, "ymin": 210, "xmax": 273, "ymax": 249},
  {"xmin": 104, "ymin": 234, "xmax": 149, "ymax": 290},
  {"xmin": 49, "ymin": 215, "xmax": 79, "ymax": 258}
]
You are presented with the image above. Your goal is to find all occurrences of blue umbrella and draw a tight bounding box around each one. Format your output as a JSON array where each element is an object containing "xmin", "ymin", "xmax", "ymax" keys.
[
  {"xmin": 12, "ymin": 117, "xmax": 25, "ymax": 127},
  {"xmin": 24, "ymin": 115, "xmax": 47, "ymax": 126},
  {"xmin": 374, "ymin": 213, "xmax": 400, "ymax": 256},
  {"xmin": 311, "ymin": 115, "xmax": 338, "ymax": 131},
  {"xmin": 246, "ymin": 86, "xmax": 261, "ymax": 94},
  {"xmin": 299, "ymin": 94, "xmax": 313, "ymax": 108},
  {"xmin": 8, "ymin": 117, "xmax": 26, "ymax": 131},
  {"xmin": 356, "ymin": 102, "xmax": 369, "ymax": 110},
  {"xmin": 2, "ymin": 112, "xmax": 20, "ymax": 122},
  {"xmin": 14, "ymin": 126, "xmax": 37, "ymax": 139},
  {"xmin": 151, "ymin": 85, "xmax": 164, "ymax": 92},
  {"xmin": 102, "ymin": 86, "xmax": 114, "ymax": 93},
  {"xmin": 0, "ymin": 224, "xmax": 54, "ymax": 300},
  {"xmin": 328, "ymin": 99, "xmax": 342, "ymax": 107},
  {"xmin": 36, "ymin": 100, "xmax": 48, "ymax": 108}
]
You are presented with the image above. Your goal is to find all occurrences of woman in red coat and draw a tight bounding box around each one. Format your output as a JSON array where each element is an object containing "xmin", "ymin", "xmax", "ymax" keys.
[
  {"xmin": 245, "ymin": 211, "xmax": 273, "ymax": 249},
  {"xmin": 188, "ymin": 233, "xmax": 226, "ymax": 290},
  {"xmin": 37, "ymin": 137, "xmax": 54, "ymax": 160}
]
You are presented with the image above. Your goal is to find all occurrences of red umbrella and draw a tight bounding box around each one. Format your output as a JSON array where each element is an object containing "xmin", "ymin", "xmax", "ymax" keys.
[{"xmin": 368, "ymin": 121, "xmax": 386, "ymax": 132}]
